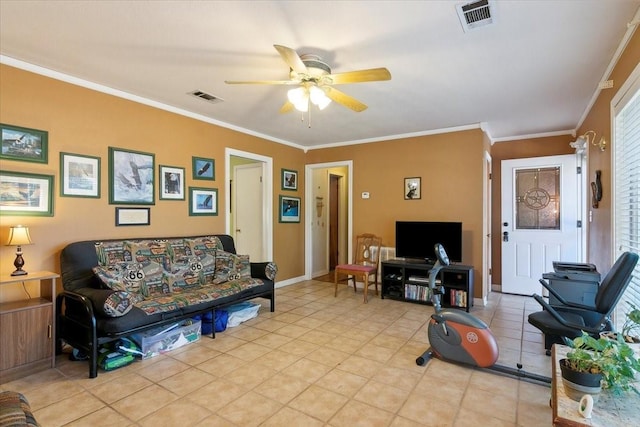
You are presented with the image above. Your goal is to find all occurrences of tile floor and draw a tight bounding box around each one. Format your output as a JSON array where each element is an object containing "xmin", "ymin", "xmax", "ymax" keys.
[{"xmin": 1, "ymin": 279, "xmax": 554, "ymax": 426}]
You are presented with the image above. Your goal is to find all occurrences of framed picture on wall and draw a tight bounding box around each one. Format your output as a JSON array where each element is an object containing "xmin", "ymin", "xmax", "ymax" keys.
[
  {"xmin": 0, "ymin": 170, "xmax": 54, "ymax": 216},
  {"xmin": 281, "ymin": 168, "xmax": 297, "ymax": 191},
  {"xmin": 189, "ymin": 187, "xmax": 218, "ymax": 216},
  {"xmin": 192, "ymin": 156, "xmax": 215, "ymax": 180},
  {"xmin": 108, "ymin": 147, "xmax": 155, "ymax": 205},
  {"xmin": 404, "ymin": 177, "xmax": 421, "ymax": 200},
  {"xmin": 0, "ymin": 123, "xmax": 48, "ymax": 164},
  {"xmin": 60, "ymin": 152, "xmax": 101, "ymax": 198},
  {"xmin": 279, "ymin": 195, "xmax": 300, "ymax": 223},
  {"xmin": 159, "ymin": 165, "xmax": 185, "ymax": 200},
  {"xmin": 115, "ymin": 207, "xmax": 150, "ymax": 226}
]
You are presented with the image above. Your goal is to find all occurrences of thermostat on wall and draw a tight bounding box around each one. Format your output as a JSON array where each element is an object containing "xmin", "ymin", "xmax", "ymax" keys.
[{"xmin": 362, "ymin": 192, "xmax": 370, "ymax": 199}]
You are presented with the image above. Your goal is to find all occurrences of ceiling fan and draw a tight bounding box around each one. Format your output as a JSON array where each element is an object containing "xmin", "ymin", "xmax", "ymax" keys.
[{"xmin": 225, "ymin": 45, "xmax": 391, "ymax": 114}]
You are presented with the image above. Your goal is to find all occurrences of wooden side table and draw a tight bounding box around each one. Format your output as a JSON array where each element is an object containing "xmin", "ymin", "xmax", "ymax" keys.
[
  {"xmin": 551, "ymin": 344, "xmax": 640, "ymax": 426},
  {"xmin": 0, "ymin": 271, "xmax": 59, "ymax": 383}
]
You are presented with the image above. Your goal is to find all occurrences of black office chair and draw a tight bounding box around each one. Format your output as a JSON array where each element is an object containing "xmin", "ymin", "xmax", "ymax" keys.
[{"xmin": 528, "ymin": 251, "xmax": 639, "ymax": 354}]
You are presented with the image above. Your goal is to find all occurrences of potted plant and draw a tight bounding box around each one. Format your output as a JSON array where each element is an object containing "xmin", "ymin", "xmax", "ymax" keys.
[
  {"xmin": 560, "ymin": 331, "xmax": 640, "ymax": 401},
  {"xmin": 620, "ymin": 303, "xmax": 640, "ymax": 343}
]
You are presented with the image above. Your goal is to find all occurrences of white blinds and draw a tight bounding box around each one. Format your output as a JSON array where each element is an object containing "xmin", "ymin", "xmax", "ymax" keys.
[{"xmin": 612, "ymin": 63, "xmax": 640, "ymax": 330}]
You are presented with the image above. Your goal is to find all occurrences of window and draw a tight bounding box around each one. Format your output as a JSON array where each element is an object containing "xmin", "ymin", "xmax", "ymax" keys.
[{"xmin": 612, "ymin": 63, "xmax": 640, "ymax": 329}]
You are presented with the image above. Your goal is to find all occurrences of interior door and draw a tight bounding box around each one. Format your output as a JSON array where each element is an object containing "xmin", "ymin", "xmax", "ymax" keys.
[
  {"xmin": 501, "ymin": 155, "xmax": 579, "ymax": 295},
  {"xmin": 329, "ymin": 174, "xmax": 340, "ymax": 269},
  {"xmin": 233, "ymin": 163, "xmax": 264, "ymax": 261}
]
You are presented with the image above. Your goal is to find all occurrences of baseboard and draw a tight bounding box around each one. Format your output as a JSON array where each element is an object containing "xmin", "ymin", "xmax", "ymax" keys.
[{"xmin": 275, "ymin": 276, "xmax": 306, "ymax": 288}]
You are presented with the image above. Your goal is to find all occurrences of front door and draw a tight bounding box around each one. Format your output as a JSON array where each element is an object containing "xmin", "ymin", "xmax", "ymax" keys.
[{"xmin": 501, "ymin": 155, "xmax": 579, "ymax": 295}]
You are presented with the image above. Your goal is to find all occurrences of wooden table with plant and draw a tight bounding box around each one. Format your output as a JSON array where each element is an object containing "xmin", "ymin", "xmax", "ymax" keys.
[{"xmin": 551, "ymin": 307, "xmax": 640, "ymax": 427}]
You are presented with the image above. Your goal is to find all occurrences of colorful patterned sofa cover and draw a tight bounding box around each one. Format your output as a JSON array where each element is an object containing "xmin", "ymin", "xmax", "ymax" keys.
[{"xmin": 57, "ymin": 234, "xmax": 276, "ymax": 378}]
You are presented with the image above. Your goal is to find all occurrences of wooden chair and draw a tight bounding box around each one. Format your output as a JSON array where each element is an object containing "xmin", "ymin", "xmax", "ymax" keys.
[{"xmin": 334, "ymin": 233, "xmax": 383, "ymax": 303}]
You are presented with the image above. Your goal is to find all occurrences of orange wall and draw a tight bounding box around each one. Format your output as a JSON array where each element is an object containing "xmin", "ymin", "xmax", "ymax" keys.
[
  {"xmin": 0, "ymin": 65, "xmax": 305, "ymax": 282},
  {"xmin": 307, "ymin": 129, "xmax": 486, "ymax": 297},
  {"xmin": 580, "ymin": 29, "xmax": 640, "ymax": 271}
]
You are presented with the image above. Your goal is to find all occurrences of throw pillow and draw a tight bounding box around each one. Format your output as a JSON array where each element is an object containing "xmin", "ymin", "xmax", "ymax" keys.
[
  {"xmin": 123, "ymin": 240, "xmax": 171, "ymax": 271},
  {"xmin": 164, "ymin": 260, "xmax": 202, "ymax": 292},
  {"xmin": 102, "ymin": 291, "xmax": 134, "ymax": 317},
  {"xmin": 214, "ymin": 251, "xmax": 250, "ymax": 284},
  {"xmin": 265, "ymin": 262, "xmax": 278, "ymax": 280},
  {"xmin": 185, "ymin": 236, "xmax": 223, "ymax": 258},
  {"xmin": 166, "ymin": 238, "xmax": 193, "ymax": 261},
  {"xmin": 94, "ymin": 241, "xmax": 126, "ymax": 266},
  {"xmin": 93, "ymin": 264, "xmax": 143, "ymax": 304}
]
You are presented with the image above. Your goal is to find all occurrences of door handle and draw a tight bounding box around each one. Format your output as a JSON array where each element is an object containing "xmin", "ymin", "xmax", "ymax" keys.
[
  {"xmin": 503, "ymin": 231, "xmax": 509, "ymax": 242},
  {"xmin": 235, "ymin": 229, "xmax": 241, "ymax": 233}
]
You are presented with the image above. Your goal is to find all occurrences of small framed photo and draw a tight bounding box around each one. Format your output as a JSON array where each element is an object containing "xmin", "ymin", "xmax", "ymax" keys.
[
  {"xmin": 60, "ymin": 152, "xmax": 101, "ymax": 198},
  {"xmin": 189, "ymin": 187, "xmax": 218, "ymax": 216},
  {"xmin": 192, "ymin": 156, "xmax": 215, "ymax": 180},
  {"xmin": 0, "ymin": 170, "xmax": 54, "ymax": 216},
  {"xmin": 404, "ymin": 177, "xmax": 421, "ymax": 200},
  {"xmin": 281, "ymin": 168, "xmax": 298, "ymax": 191},
  {"xmin": 159, "ymin": 165, "xmax": 185, "ymax": 200},
  {"xmin": 279, "ymin": 195, "xmax": 300, "ymax": 223},
  {"xmin": 109, "ymin": 147, "xmax": 155, "ymax": 205},
  {"xmin": 115, "ymin": 207, "xmax": 150, "ymax": 226},
  {"xmin": 1, "ymin": 123, "xmax": 48, "ymax": 164}
]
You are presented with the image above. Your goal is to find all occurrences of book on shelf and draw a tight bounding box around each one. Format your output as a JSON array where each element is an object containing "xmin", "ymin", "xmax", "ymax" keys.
[
  {"xmin": 449, "ymin": 289, "xmax": 467, "ymax": 307},
  {"xmin": 404, "ymin": 283, "xmax": 432, "ymax": 302}
]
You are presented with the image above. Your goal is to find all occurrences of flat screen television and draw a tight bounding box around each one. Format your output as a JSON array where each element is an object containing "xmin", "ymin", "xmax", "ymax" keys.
[{"xmin": 395, "ymin": 221, "xmax": 463, "ymax": 263}]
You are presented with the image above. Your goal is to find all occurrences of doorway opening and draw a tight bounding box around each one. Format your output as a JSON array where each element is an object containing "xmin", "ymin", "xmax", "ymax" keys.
[
  {"xmin": 225, "ymin": 148, "xmax": 273, "ymax": 262},
  {"xmin": 305, "ymin": 161, "xmax": 353, "ymax": 280}
]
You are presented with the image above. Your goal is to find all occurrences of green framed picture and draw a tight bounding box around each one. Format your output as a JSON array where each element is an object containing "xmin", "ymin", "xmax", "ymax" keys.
[
  {"xmin": 0, "ymin": 170, "xmax": 54, "ymax": 216},
  {"xmin": 192, "ymin": 156, "xmax": 215, "ymax": 180},
  {"xmin": 279, "ymin": 195, "xmax": 300, "ymax": 223},
  {"xmin": 60, "ymin": 152, "xmax": 101, "ymax": 198},
  {"xmin": 159, "ymin": 165, "xmax": 185, "ymax": 200},
  {"xmin": 1, "ymin": 123, "xmax": 48, "ymax": 164},
  {"xmin": 281, "ymin": 168, "xmax": 297, "ymax": 191},
  {"xmin": 108, "ymin": 147, "xmax": 155, "ymax": 205},
  {"xmin": 189, "ymin": 186, "xmax": 218, "ymax": 216}
]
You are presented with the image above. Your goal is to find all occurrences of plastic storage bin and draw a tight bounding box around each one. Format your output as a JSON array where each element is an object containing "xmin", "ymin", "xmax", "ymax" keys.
[{"xmin": 131, "ymin": 319, "xmax": 201, "ymax": 359}]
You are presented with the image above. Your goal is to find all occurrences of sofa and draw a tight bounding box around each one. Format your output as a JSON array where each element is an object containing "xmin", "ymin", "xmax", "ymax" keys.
[{"xmin": 56, "ymin": 234, "xmax": 276, "ymax": 378}]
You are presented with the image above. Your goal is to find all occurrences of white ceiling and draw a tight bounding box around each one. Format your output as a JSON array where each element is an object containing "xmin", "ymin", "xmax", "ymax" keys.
[{"xmin": 1, "ymin": 1, "xmax": 639, "ymax": 149}]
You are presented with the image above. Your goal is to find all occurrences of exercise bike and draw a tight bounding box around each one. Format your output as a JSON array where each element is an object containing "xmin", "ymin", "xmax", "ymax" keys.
[{"xmin": 416, "ymin": 243, "xmax": 551, "ymax": 385}]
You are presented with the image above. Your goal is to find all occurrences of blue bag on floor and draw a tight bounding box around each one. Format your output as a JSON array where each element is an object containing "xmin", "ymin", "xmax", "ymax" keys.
[{"xmin": 215, "ymin": 309, "xmax": 228, "ymax": 332}]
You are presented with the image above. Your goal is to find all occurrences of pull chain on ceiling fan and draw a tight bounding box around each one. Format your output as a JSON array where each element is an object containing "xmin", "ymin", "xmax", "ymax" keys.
[{"xmin": 225, "ymin": 44, "xmax": 391, "ymax": 125}]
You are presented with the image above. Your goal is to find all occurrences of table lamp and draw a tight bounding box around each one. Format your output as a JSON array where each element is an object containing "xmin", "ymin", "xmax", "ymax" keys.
[{"xmin": 7, "ymin": 225, "xmax": 33, "ymax": 276}]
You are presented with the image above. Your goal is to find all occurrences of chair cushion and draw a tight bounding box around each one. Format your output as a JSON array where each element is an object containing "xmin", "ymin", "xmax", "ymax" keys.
[
  {"xmin": 527, "ymin": 310, "xmax": 587, "ymax": 338},
  {"xmin": 336, "ymin": 264, "xmax": 376, "ymax": 273}
]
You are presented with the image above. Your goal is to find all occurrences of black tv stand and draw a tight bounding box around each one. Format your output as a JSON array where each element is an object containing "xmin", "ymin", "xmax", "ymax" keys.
[{"xmin": 381, "ymin": 259, "xmax": 474, "ymax": 312}]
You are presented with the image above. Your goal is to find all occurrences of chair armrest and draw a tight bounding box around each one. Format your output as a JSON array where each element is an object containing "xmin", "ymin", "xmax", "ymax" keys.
[
  {"xmin": 539, "ymin": 279, "xmax": 596, "ymax": 310},
  {"xmin": 531, "ymin": 294, "xmax": 605, "ymax": 334},
  {"xmin": 250, "ymin": 262, "xmax": 278, "ymax": 281}
]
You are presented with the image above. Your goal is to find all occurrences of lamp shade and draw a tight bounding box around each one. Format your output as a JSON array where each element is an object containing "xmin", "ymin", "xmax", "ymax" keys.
[{"xmin": 7, "ymin": 225, "xmax": 32, "ymax": 246}]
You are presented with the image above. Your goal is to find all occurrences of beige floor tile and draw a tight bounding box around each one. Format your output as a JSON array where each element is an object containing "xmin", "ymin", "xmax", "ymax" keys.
[
  {"xmin": 460, "ymin": 388, "xmax": 517, "ymax": 423},
  {"xmin": 297, "ymin": 328, "xmax": 336, "ymax": 345},
  {"xmin": 252, "ymin": 331, "xmax": 294, "ymax": 348},
  {"xmin": 329, "ymin": 399, "xmax": 394, "ymax": 427},
  {"xmin": 254, "ymin": 348, "xmax": 302, "ymax": 371},
  {"xmin": 453, "ymin": 407, "xmax": 516, "ymax": 427},
  {"xmin": 372, "ymin": 365, "xmax": 422, "ymax": 391},
  {"xmin": 226, "ymin": 341, "xmax": 272, "ymax": 361},
  {"xmin": 135, "ymin": 357, "xmax": 191, "ymax": 383},
  {"xmin": 354, "ymin": 379, "xmax": 412, "ymax": 413},
  {"xmin": 305, "ymin": 346, "xmax": 351, "ymax": 367},
  {"xmin": 325, "ymin": 335, "xmax": 364, "ymax": 353},
  {"xmin": 336, "ymin": 354, "xmax": 384, "ymax": 378},
  {"xmin": 261, "ymin": 406, "xmax": 325, "ymax": 427},
  {"xmin": 288, "ymin": 384, "xmax": 349, "ymax": 422},
  {"xmin": 138, "ymin": 397, "xmax": 212, "ymax": 427},
  {"xmin": 252, "ymin": 318, "xmax": 289, "ymax": 332},
  {"xmin": 63, "ymin": 406, "xmax": 133, "ymax": 427},
  {"xmin": 157, "ymin": 367, "xmax": 216, "ymax": 396},
  {"xmin": 200, "ymin": 334, "xmax": 247, "ymax": 352},
  {"xmin": 355, "ymin": 341, "xmax": 398, "ymax": 363},
  {"xmin": 196, "ymin": 353, "xmax": 248, "ymax": 376},
  {"xmin": 89, "ymin": 372, "xmax": 153, "ymax": 404},
  {"xmin": 111, "ymin": 384, "xmax": 178, "ymax": 421},
  {"xmin": 316, "ymin": 369, "xmax": 368, "ymax": 397},
  {"xmin": 224, "ymin": 363, "xmax": 277, "ymax": 388},
  {"xmin": 186, "ymin": 378, "xmax": 249, "ymax": 412},
  {"xmin": 254, "ymin": 373, "xmax": 311, "ymax": 404},
  {"xmin": 216, "ymin": 390, "xmax": 282, "ymax": 427},
  {"xmin": 32, "ymin": 392, "xmax": 105, "ymax": 427},
  {"xmin": 398, "ymin": 393, "xmax": 458, "ymax": 426},
  {"xmin": 170, "ymin": 342, "xmax": 221, "ymax": 365},
  {"xmin": 282, "ymin": 358, "xmax": 332, "ymax": 382},
  {"xmin": 277, "ymin": 337, "xmax": 321, "ymax": 356}
]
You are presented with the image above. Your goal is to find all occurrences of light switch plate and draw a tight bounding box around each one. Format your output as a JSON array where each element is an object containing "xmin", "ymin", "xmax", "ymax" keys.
[{"xmin": 362, "ymin": 192, "xmax": 370, "ymax": 199}]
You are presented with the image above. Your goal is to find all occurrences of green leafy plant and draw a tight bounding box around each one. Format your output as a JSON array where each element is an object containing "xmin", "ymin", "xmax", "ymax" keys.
[
  {"xmin": 621, "ymin": 303, "xmax": 640, "ymax": 343},
  {"xmin": 564, "ymin": 331, "xmax": 640, "ymax": 396}
]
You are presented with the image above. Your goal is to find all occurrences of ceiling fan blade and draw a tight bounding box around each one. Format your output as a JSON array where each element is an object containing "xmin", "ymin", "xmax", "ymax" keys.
[
  {"xmin": 274, "ymin": 44, "xmax": 308, "ymax": 74},
  {"xmin": 225, "ymin": 80, "xmax": 298, "ymax": 85},
  {"xmin": 325, "ymin": 87, "xmax": 368, "ymax": 112},
  {"xmin": 328, "ymin": 68, "xmax": 391, "ymax": 84},
  {"xmin": 279, "ymin": 101, "xmax": 294, "ymax": 113}
]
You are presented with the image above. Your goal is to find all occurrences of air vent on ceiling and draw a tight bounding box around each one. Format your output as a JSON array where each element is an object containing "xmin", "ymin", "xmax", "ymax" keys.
[
  {"xmin": 189, "ymin": 90, "xmax": 224, "ymax": 104},
  {"xmin": 456, "ymin": 0, "xmax": 495, "ymax": 32}
]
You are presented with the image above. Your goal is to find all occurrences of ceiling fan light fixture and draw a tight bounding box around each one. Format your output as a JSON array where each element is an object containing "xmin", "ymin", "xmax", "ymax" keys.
[
  {"xmin": 287, "ymin": 87, "xmax": 309, "ymax": 111},
  {"xmin": 309, "ymin": 86, "xmax": 331, "ymax": 110}
]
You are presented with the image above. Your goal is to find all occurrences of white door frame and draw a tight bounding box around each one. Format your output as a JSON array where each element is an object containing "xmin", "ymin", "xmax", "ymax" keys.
[
  {"xmin": 225, "ymin": 148, "xmax": 273, "ymax": 261},
  {"xmin": 305, "ymin": 161, "xmax": 353, "ymax": 280}
]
